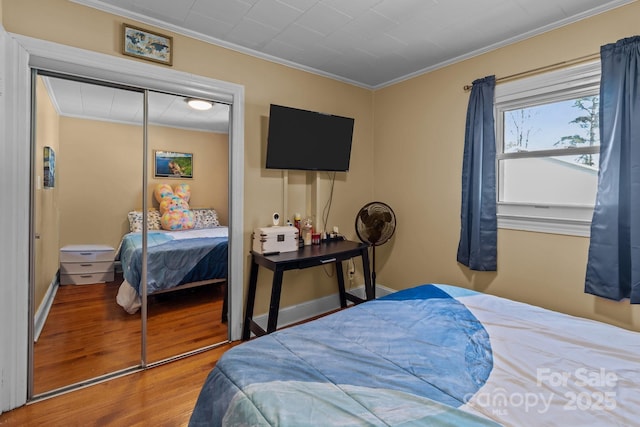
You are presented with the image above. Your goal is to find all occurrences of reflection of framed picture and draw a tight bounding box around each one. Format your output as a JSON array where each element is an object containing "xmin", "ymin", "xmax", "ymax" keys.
[
  {"xmin": 43, "ymin": 146, "xmax": 56, "ymax": 188},
  {"xmin": 154, "ymin": 151, "xmax": 193, "ymax": 178},
  {"xmin": 122, "ymin": 24, "xmax": 173, "ymax": 66}
]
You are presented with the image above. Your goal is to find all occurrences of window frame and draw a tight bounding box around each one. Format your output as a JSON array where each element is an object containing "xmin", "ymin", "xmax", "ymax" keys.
[{"xmin": 494, "ymin": 61, "xmax": 601, "ymax": 237}]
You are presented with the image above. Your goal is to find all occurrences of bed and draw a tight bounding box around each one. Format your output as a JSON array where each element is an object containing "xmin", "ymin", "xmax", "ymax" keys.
[
  {"xmin": 189, "ymin": 284, "xmax": 640, "ymax": 426},
  {"xmin": 115, "ymin": 214, "xmax": 228, "ymax": 315}
]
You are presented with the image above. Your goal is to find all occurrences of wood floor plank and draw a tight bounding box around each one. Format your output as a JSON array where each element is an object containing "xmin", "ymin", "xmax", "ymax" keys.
[
  {"xmin": 1, "ymin": 275, "xmax": 339, "ymax": 425},
  {"xmin": 0, "ymin": 343, "xmax": 238, "ymax": 426},
  {"xmin": 32, "ymin": 272, "xmax": 228, "ymax": 396}
]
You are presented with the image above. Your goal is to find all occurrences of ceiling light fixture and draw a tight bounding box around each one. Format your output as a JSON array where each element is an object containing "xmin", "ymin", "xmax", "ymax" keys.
[{"xmin": 186, "ymin": 98, "xmax": 213, "ymax": 111}]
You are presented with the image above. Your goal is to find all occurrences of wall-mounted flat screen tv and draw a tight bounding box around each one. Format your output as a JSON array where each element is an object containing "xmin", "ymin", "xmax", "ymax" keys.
[{"xmin": 266, "ymin": 104, "xmax": 355, "ymax": 172}]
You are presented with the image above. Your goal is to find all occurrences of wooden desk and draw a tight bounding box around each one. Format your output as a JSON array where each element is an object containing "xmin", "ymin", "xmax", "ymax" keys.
[{"xmin": 242, "ymin": 240, "xmax": 372, "ymax": 340}]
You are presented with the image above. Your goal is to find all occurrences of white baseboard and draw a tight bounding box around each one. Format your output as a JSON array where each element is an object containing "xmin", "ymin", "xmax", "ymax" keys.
[
  {"xmin": 346, "ymin": 283, "xmax": 394, "ymax": 301},
  {"xmin": 252, "ymin": 283, "xmax": 394, "ymax": 331},
  {"xmin": 34, "ymin": 274, "xmax": 59, "ymax": 342}
]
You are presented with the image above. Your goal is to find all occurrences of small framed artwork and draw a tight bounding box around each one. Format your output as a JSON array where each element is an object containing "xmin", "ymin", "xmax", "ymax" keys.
[
  {"xmin": 154, "ymin": 151, "xmax": 193, "ymax": 178},
  {"xmin": 43, "ymin": 146, "xmax": 56, "ymax": 188},
  {"xmin": 122, "ymin": 24, "xmax": 173, "ymax": 66}
]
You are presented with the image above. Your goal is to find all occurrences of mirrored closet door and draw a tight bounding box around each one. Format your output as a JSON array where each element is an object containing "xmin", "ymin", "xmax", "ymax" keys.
[
  {"xmin": 31, "ymin": 74, "xmax": 231, "ymax": 397},
  {"xmin": 32, "ymin": 73, "xmax": 144, "ymax": 395},
  {"xmin": 144, "ymin": 90, "xmax": 230, "ymax": 364}
]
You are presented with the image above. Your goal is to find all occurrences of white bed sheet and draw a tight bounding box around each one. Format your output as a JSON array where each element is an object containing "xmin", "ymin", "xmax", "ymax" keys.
[{"xmin": 455, "ymin": 288, "xmax": 640, "ymax": 426}]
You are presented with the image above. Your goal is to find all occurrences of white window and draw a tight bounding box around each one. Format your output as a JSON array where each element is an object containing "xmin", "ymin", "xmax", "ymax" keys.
[{"xmin": 495, "ymin": 61, "xmax": 601, "ymax": 236}]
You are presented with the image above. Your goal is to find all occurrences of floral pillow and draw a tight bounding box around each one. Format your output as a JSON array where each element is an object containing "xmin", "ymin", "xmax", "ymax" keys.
[
  {"xmin": 193, "ymin": 208, "xmax": 220, "ymax": 229},
  {"xmin": 127, "ymin": 210, "xmax": 161, "ymax": 232}
]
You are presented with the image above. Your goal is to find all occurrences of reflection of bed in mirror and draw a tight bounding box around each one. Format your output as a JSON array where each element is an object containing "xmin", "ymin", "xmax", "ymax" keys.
[{"xmin": 115, "ymin": 208, "xmax": 228, "ymax": 317}]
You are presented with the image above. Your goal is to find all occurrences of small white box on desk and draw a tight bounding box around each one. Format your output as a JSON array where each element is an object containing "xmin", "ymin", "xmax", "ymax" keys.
[{"xmin": 253, "ymin": 226, "xmax": 299, "ymax": 254}]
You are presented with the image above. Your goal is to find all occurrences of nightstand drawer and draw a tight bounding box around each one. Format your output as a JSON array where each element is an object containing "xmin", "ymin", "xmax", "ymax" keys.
[
  {"xmin": 60, "ymin": 261, "xmax": 114, "ymax": 275},
  {"xmin": 59, "ymin": 244, "xmax": 115, "ymax": 285},
  {"xmin": 60, "ymin": 271, "xmax": 115, "ymax": 285},
  {"xmin": 60, "ymin": 245, "xmax": 114, "ymax": 263}
]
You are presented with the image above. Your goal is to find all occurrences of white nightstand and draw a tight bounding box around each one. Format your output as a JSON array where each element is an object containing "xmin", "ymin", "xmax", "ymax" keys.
[{"xmin": 60, "ymin": 244, "xmax": 115, "ymax": 285}]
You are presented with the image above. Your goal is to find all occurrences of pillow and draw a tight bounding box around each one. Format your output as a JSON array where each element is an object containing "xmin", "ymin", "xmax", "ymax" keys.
[
  {"xmin": 160, "ymin": 208, "xmax": 195, "ymax": 231},
  {"xmin": 155, "ymin": 183, "xmax": 194, "ymax": 231},
  {"xmin": 127, "ymin": 209, "xmax": 161, "ymax": 232},
  {"xmin": 192, "ymin": 208, "xmax": 220, "ymax": 229}
]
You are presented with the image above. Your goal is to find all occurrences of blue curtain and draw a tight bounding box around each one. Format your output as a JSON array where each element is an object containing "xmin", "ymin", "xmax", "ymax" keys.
[
  {"xmin": 457, "ymin": 76, "xmax": 497, "ymax": 271},
  {"xmin": 585, "ymin": 36, "xmax": 640, "ymax": 303}
]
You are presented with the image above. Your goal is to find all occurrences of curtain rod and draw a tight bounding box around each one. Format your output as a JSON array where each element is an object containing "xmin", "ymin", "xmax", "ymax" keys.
[{"xmin": 462, "ymin": 52, "xmax": 600, "ymax": 91}]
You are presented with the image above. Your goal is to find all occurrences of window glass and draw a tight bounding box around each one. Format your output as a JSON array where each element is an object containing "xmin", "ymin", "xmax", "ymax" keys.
[
  {"xmin": 500, "ymin": 96, "xmax": 600, "ymax": 206},
  {"xmin": 503, "ymin": 97, "xmax": 600, "ymax": 156},
  {"xmin": 498, "ymin": 155, "xmax": 599, "ymax": 205}
]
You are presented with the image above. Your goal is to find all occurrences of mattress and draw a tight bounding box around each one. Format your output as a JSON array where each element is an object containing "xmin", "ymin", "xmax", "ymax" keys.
[{"xmin": 115, "ymin": 228, "xmax": 228, "ymax": 314}]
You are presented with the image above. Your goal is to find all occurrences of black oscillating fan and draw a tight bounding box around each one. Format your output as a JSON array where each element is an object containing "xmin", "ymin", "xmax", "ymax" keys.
[{"xmin": 355, "ymin": 202, "xmax": 396, "ymax": 298}]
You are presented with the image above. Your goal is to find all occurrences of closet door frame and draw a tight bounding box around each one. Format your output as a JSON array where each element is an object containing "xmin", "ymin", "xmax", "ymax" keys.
[{"xmin": 8, "ymin": 33, "xmax": 245, "ymax": 405}]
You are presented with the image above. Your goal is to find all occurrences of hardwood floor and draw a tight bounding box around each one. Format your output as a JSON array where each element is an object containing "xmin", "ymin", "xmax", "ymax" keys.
[
  {"xmin": 1, "ymin": 275, "xmax": 339, "ymax": 425},
  {"xmin": 32, "ymin": 273, "xmax": 228, "ymax": 395},
  {"xmin": 0, "ymin": 342, "xmax": 238, "ymax": 426}
]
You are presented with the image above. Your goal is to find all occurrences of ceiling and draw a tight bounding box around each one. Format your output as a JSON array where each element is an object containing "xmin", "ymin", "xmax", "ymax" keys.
[
  {"xmin": 42, "ymin": 76, "xmax": 230, "ymax": 133},
  {"xmin": 74, "ymin": 0, "xmax": 634, "ymax": 89},
  {"xmin": 48, "ymin": 0, "xmax": 632, "ymax": 131}
]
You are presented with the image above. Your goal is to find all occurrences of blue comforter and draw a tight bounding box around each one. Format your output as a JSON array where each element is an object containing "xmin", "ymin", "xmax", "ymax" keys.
[
  {"xmin": 190, "ymin": 283, "xmax": 640, "ymax": 426},
  {"xmin": 117, "ymin": 228, "xmax": 228, "ymax": 295},
  {"xmin": 190, "ymin": 284, "xmax": 498, "ymax": 426}
]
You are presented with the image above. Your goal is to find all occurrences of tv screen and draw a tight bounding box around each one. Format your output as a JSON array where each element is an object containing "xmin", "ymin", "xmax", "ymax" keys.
[{"xmin": 266, "ymin": 104, "xmax": 354, "ymax": 172}]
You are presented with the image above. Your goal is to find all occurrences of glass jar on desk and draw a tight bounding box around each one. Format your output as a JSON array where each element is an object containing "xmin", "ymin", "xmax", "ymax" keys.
[{"xmin": 302, "ymin": 218, "xmax": 313, "ymax": 246}]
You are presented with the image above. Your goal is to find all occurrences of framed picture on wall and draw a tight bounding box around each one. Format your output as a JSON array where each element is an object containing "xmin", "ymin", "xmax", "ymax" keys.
[
  {"xmin": 122, "ymin": 24, "xmax": 173, "ymax": 66},
  {"xmin": 154, "ymin": 151, "xmax": 193, "ymax": 178},
  {"xmin": 43, "ymin": 146, "xmax": 56, "ymax": 188}
]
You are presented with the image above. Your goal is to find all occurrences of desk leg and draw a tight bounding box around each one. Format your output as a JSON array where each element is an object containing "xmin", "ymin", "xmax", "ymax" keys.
[
  {"xmin": 335, "ymin": 261, "xmax": 347, "ymax": 308},
  {"xmin": 361, "ymin": 247, "xmax": 374, "ymax": 300},
  {"xmin": 242, "ymin": 257, "xmax": 260, "ymax": 340},
  {"xmin": 266, "ymin": 269, "xmax": 284, "ymax": 334}
]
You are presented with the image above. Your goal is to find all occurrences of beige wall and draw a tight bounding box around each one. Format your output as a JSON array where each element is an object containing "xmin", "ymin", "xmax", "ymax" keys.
[
  {"xmin": 373, "ymin": 2, "xmax": 640, "ymax": 331},
  {"xmin": 58, "ymin": 117, "xmax": 229, "ymax": 250},
  {"xmin": 148, "ymin": 126, "xmax": 229, "ymax": 225},
  {"xmin": 34, "ymin": 76, "xmax": 60, "ymax": 311},
  {"xmin": 5, "ymin": 0, "xmax": 638, "ymax": 331},
  {"xmin": 58, "ymin": 117, "xmax": 142, "ymax": 250},
  {"xmin": 3, "ymin": 0, "xmax": 374, "ymax": 314}
]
